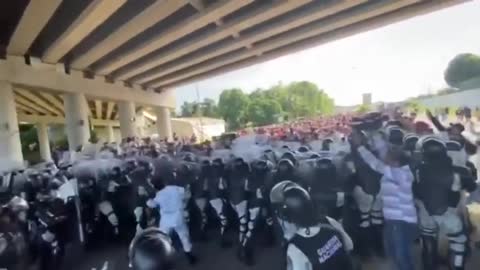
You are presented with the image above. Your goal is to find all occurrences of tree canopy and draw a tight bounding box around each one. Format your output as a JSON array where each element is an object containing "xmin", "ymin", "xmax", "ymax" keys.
[
  {"xmin": 246, "ymin": 98, "xmax": 283, "ymax": 127},
  {"xmin": 214, "ymin": 81, "xmax": 334, "ymax": 130},
  {"xmin": 445, "ymin": 53, "xmax": 480, "ymax": 88},
  {"xmin": 217, "ymin": 88, "xmax": 250, "ymax": 130},
  {"xmin": 355, "ymin": 104, "xmax": 371, "ymax": 114},
  {"xmin": 179, "ymin": 81, "xmax": 334, "ymax": 131},
  {"xmin": 180, "ymin": 98, "xmax": 219, "ymax": 118}
]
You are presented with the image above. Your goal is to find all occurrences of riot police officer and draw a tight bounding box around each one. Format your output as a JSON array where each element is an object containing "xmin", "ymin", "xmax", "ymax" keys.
[
  {"xmin": 270, "ymin": 181, "xmax": 355, "ymax": 270},
  {"xmin": 414, "ymin": 136, "xmax": 477, "ymax": 270},
  {"xmin": 227, "ymin": 157, "xmax": 250, "ymax": 260},
  {"xmin": 208, "ymin": 158, "xmax": 229, "ymax": 247}
]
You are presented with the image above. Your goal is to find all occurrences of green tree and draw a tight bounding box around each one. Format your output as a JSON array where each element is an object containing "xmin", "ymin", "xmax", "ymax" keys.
[
  {"xmin": 356, "ymin": 104, "xmax": 371, "ymax": 114},
  {"xmin": 404, "ymin": 99, "xmax": 427, "ymax": 114},
  {"xmin": 445, "ymin": 53, "xmax": 480, "ymax": 88},
  {"xmin": 281, "ymin": 81, "xmax": 334, "ymax": 118},
  {"xmin": 246, "ymin": 98, "xmax": 282, "ymax": 126},
  {"xmin": 218, "ymin": 88, "xmax": 250, "ymax": 130},
  {"xmin": 214, "ymin": 81, "xmax": 334, "ymax": 130},
  {"xmin": 180, "ymin": 99, "xmax": 219, "ymax": 118},
  {"xmin": 201, "ymin": 98, "xmax": 219, "ymax": 118},
  {"xmin": 180, "ymin": 101, "xmax": 195, "ymax": 117}
]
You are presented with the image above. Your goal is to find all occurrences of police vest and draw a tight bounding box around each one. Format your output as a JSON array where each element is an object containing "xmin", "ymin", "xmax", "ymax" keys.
[{"xmin": 289, "ymin": 223, "xmax": 352, "ymax": 270}]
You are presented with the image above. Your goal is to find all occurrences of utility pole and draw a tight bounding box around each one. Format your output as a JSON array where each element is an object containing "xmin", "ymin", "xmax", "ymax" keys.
[{"xmin": 195, "ymin": 84, "xmax": 205, "ymax": 142}]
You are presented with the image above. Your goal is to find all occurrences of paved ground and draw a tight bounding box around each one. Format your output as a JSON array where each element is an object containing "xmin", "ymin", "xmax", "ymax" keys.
[{"xmin": 62, "ymin": 235, "xmax": 480, "ymax": 270}]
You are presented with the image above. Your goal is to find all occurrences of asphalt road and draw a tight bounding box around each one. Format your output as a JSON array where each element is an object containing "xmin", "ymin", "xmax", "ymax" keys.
[{"xmin": 63, "ymin": 234, "xmax": 480, "ymax": 270}]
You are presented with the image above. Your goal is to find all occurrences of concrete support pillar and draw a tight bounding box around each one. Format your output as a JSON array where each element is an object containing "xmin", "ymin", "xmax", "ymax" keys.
[
  {"xmin": 37, "ymin": 122, "xmax": 52, "ymax": 162},
  {"xmin": 155, "ymin": 106, "xmax": 172, "ymax": 141},
  {"xmin": 106, "ymin": 125, "xmax": 115, "ymax": 143},
  {"xmin": 118, "ymin": 101, "xmax": 137, "ymax": 139},
  {"xmin": 136, "ymin": 110, "xmax": 146, "ymax": 138},
  {"xmin": 0, "ymin": 81, "xmax": 23, "ymax": 164},
  {"xmin": 64, "ymin": 93, "xmax": 91, "ymax": 151}
]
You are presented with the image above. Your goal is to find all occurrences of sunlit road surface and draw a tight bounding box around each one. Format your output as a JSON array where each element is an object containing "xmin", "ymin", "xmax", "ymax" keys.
[{"xmin": 62, "ymin": 239, "xmax": 479, "ymax": 270}]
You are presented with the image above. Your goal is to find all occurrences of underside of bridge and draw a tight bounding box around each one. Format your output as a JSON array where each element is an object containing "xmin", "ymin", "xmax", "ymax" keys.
[
  {"xmin": 0, "ymin": 0, "xmax": 470, "ymax": 164},
  {"xmin": 1, "ymin": 0, "xmax": 469, "ymax": 91}
]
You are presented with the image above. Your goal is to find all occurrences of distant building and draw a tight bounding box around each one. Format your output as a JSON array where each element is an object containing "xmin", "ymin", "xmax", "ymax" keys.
[{"xmin": 362, "ymin": 93, "xmax": 372, "ymax": 105}]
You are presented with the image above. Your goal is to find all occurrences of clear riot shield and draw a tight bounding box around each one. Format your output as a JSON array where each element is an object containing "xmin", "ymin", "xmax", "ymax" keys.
[{"xmin": 57, "ymin": 177, "xmax": 84, "ymax": 244}]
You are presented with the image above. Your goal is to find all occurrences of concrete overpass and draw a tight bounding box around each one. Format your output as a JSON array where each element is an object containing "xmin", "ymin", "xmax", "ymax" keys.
[{"xmin": 0, "ymin": 0, "xmax": 470, "ymax": 164}]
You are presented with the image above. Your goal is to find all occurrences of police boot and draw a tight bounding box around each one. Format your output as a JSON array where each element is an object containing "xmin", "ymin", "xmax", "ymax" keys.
[
  {"xmin": 220, "ymin": 232, "xmax": 232, "ymax": 248},
  {"xmin": 421, "ymin": 235, "xmax": 438, "ymax": 270},
  {"xmin": 198, "ymin": 227, "xmax": 208, "ymax": 242},
  {"xmin": 185, "ymin": 252, "xmax": 198, "ymax": 265},
  {"xmin": 356, "ymin": 227, "xmax": 372, "ymax": 259},
  {"xmin": 371, "ymin": 225, "xmax": 385, "ymax": 258},
  {"xmin": 243, "ymin": 242, "xmax": 255, "ymax": 266},
  {"xmin": 264, "ymin": 225, "xmax": 275, "ymax": 247},
  {"xmin": 448, "ymin": 251, "xmax": 466, "ymax": 270},
  {"xmin": 237, "ymin": 245, "xmax": 247, "ymax": 262}
]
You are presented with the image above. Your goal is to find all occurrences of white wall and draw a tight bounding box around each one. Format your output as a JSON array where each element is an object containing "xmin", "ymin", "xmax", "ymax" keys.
[
  {"xmin": 418, "ymin": 88, "xmax": 480, "ymax": 108},
  {"xmin": 48, "ymin": 124, "xmax": 121, "ymax": 144},
  {"xmin": 94, "ymin": 126, "xmax": 122, "ymax": 143}
]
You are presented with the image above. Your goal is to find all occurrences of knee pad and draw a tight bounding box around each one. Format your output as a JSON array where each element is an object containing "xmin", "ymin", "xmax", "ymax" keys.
[
  {"xmin": 99, "ymin": 201, "xmax": 114, "ymax": 216},
  {"xmin": 371, "ymin": 210, "xmax": 383, "ymax": 225},
  {"xmin": 41, "ymin": 231, "xmax": 55, "ymax": 243},
  {"xmin": 195, "ymin": 199, "xmax": 207, "ymax": 211},
  {"xmin": 108, "ymin": 212, "xmax": 119, "ymax": 226},
  {"xmin": 249, "ymin": 207, "xmax": 260, "ymax": 221},
  {"xmin": 359, "ymin": 211, "xmax": 371, "ymax": 228},
  {"xmin": 266, "ymin": 217, "xmax": 274, "ymax": 226},
  {"xmin": 209, "ymin": 199, "xmax": 224, "ymax": 215},
  {"xmin": 234, "ymin": 201, "xmax": 248, "ymax": 217},
  {"xmin": 134, "ymin": 207, "xmax": 143, "ymax": 222},
  {"xmin": 421, "ymin": 226, "xmax": 438, "ymax": 237}
]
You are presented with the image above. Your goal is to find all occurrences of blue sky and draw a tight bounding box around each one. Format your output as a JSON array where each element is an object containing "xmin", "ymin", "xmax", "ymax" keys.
[{"xmin": 174, "ymin": 1, "xmax": 480, "ymax": 108}]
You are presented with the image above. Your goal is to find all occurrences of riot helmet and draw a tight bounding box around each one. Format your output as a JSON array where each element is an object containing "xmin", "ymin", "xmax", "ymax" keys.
[
  {"xmin": 322, "ymin": 138, "xmax": 334, "ymax": 151},
  {"xmin": 252, "ymin": 159, "xmax": 269, "ymax": 172},
  {"xmin": 110, "ymin": 166, "xmax": 122, "ymax": 178},
  {"xmin": 232, "ymin": 157, "xmax": 250, "ymax": 177},
  {"xmin": 183, "ymin": 153, "xmax": 195, "ymax": 163},
  {"xmin": 277, "ymin": 159, "xmax": 294, "ymax": 174},
  {"xmin": 420, "ymin": 136, "xmax": 448, "ymax": 164},
  {"xmin": 139, "ymin": 161, "xmax": 155, "ymax": 177},
  {"xmin": 385, "ymin": 126, "xmax": 404, "ymax": 146},
  {"xmin": 212, "ymin": 158, "xmax": 224, "ymax": 168},
  {"xmin": 125, "ymin": 159, "xmax": 139, "ymax": 174},
  {"xmin": 280, "ymin": 152, "xmax": 297, "ymax": 166},
  {"xmin": 270, "ymin": 181, "xmax": 317, "ymax": 228},
  {"xmin": 129, "ymin": 228, "xmax": 176, "ymax": 270},
  {"xmin": 298, "ymin": 146, "xmax": 310, "ymax": 153},
  {"xmin": 200, "ymin": 160, "xmax": 212, "ymax": 178},
  {"xmin": 403, "ymin": 134, "xmax": 419, "ymax": 152},
  {"xmin": 446, "ymin": 140, "xmax": 467, "ymax": 167}
]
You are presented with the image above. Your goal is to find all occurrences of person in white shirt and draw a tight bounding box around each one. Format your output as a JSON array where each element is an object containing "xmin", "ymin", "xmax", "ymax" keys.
[
  {"xmin": 147, "ymin": 181, "xmax": 197, "ymax": 265},
  {"xmin": 350, "ymin": 127, "xmax": 418, "ymax": 270}
]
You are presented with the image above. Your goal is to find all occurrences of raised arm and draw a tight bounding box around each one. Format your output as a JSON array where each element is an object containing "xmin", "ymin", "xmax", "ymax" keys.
[
  {"xmin": 357, "ymin": 146, "xmax": 387, "ymax": 174},
  {"xmin": 427, "ymin": 109, "xmax": 446, "ymax": 131}
]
